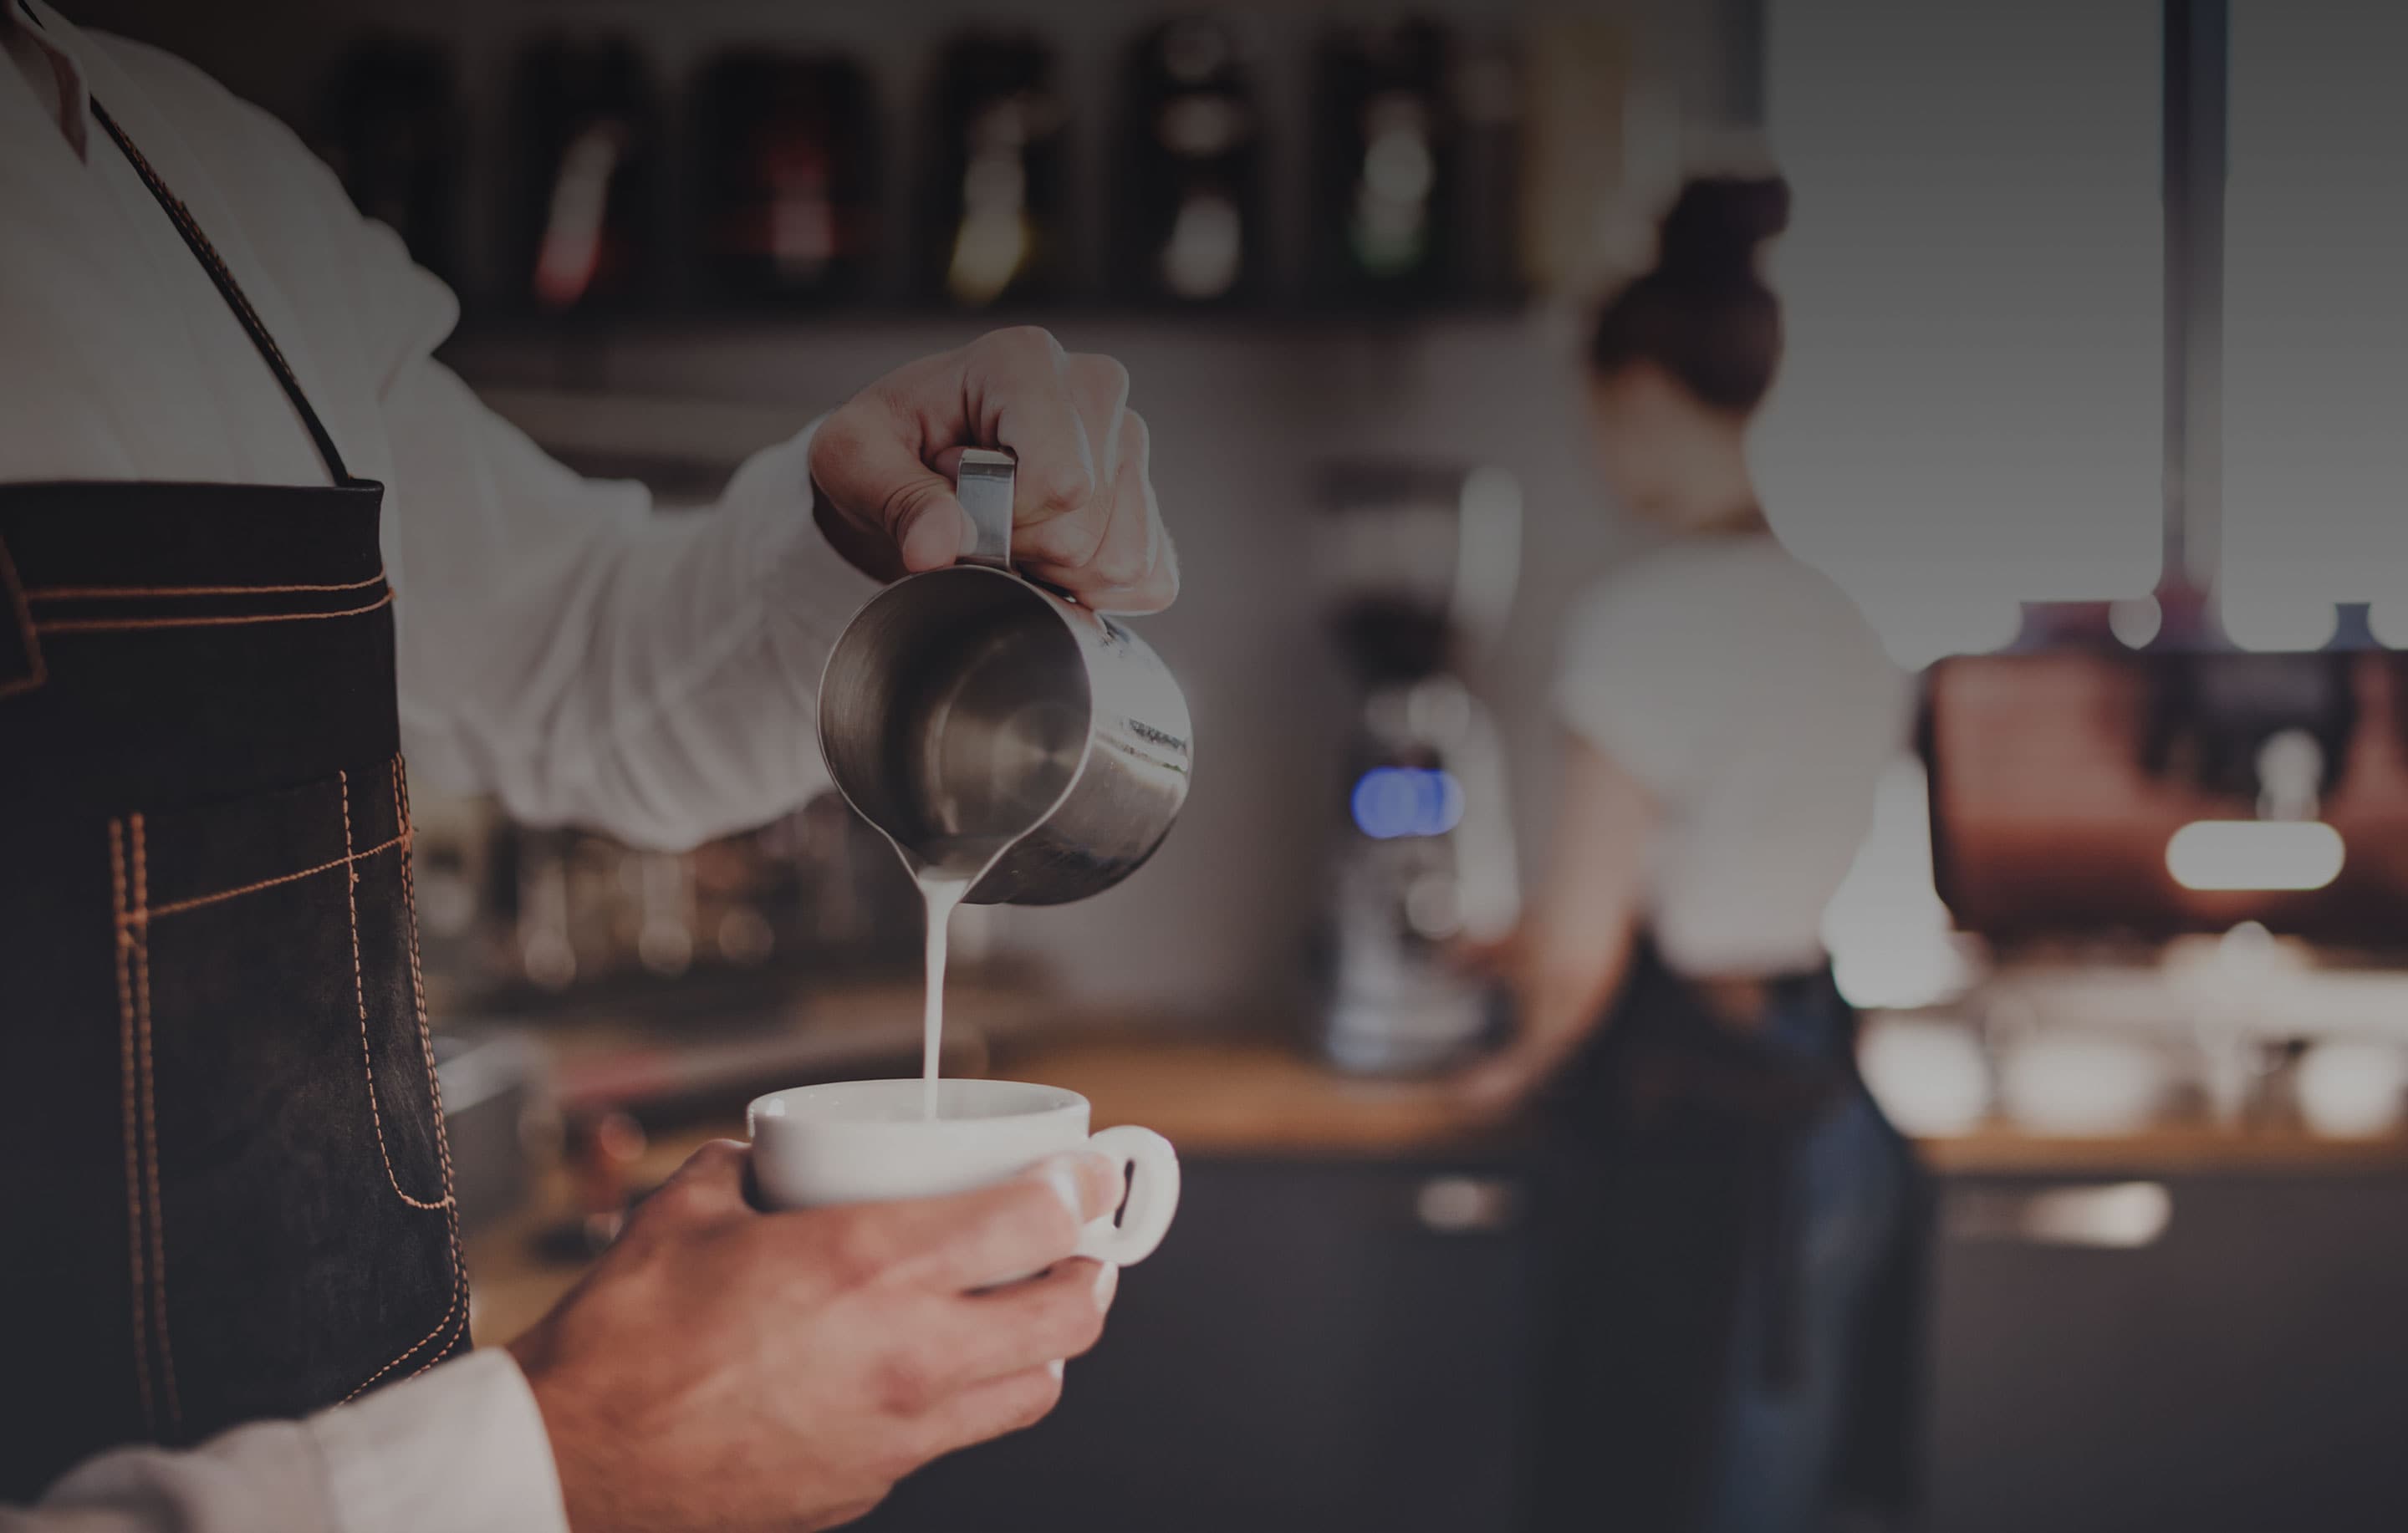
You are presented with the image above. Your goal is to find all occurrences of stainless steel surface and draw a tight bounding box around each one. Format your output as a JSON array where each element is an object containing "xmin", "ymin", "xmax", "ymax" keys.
[
  {"xmin": 819, "ymin": 449, "xmax": 1193, "ymax": 905},
  {"xmin": 956, "ymin": 447, "xmax": 1016, "ymax": 570}
]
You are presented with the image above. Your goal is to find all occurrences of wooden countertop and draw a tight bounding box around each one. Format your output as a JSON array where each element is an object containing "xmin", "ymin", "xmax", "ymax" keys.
[
  {"xmin": 993, "ymin": 1037, "xmax": 1509, "ymax": 1155},
  {"xmin": 1916, "ymin": 1120, "xmax": 2408, "ymax": 1176},
  {"xmin": 462, "ymin": 1033, "xmax": 2408, "ymax": 1344},
  {"xmin": 998, "ymin": 1036, "xmax": 2408, "ymax": 1174},
  {"xmin": 466, "ymin": 1037, "xmax": 1504, "ymax": 1342}
]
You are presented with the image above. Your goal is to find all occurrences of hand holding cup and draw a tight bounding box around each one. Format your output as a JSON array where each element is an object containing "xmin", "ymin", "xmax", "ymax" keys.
[{"xmin": 508, "ymin": 1138, "xmax": 1135, "ymax": 1533}]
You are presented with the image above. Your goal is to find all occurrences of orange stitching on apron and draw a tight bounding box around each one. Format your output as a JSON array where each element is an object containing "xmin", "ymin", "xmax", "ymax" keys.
[
  {"xmin": 392, "ymin": 1271, "xmax": 470, "ymax": 1389},
  {"xmin": 339, "ymin": 1267, "xmax": 464, "ymax": 1404},
  {"xmin": 340, "ymin": 772, "xmax": 453, "ymax": 1214},
  {"xmin": 27, "ymin": 572, "xmax": 386, "ymax": 601},
  {"xmin": 110, "ymin": 820, "xmax": 156, "ymax": 1438},
  {"xmin": 395, "ymin": 758, "xmax": 468, "ymax": 1304},
  {"xmin": 130, "ymin": 815, "xmax": 182, "ymax": 1438},
  {"xmin": 34, "ymin": 591, "xmax": 393, "ymax": 635},
  {"xmin": 0, "ymin": 534, "xmax": 43, "ymax": 699},
  {"xmin": 340, "ymin": 759, "xmax": 471, "ymax": 1405},
  {"xmin": 125, "ymin": 832, "xmax": 405, "ymax": 924}
]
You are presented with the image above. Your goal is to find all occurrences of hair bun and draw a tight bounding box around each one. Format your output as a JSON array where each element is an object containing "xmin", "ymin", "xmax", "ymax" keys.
[{"xmin": 1653, "ymin": 176, "xmax": 1790, "ymax": 288}]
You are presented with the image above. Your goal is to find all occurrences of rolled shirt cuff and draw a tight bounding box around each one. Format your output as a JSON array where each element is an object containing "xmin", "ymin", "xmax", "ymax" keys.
[{"xmin": 307, "ymin": 1348, "xmax": 569, "ymax": 1533}]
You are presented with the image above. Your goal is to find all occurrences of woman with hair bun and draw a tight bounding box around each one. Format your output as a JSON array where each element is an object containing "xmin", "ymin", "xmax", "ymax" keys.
[{"xmin": 1457, "ymin": 178, "xmax": 1924, "ymax": 1531}]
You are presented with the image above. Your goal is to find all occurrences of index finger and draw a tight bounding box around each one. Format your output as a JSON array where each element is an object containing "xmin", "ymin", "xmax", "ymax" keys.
[
  {"xmin": 830, "ymin": 1152, "xmax": 1124, "ymax": 1294},
  {"xmin": 960, "ymin": 328, "xmax": 1099, "ymax": 522},
  {"xmin": 625, "ymin": 1138, "xmax": 756, "ymax": 1235}
]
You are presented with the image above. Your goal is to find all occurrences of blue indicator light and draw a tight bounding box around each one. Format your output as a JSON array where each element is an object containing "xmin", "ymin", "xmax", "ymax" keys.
[{"xmin": 1350, "ymin": 767, "xmax": 1466, "ymax": 839}]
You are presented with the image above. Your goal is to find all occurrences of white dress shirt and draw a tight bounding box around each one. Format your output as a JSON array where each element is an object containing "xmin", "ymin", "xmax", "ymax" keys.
[
  {"xmin": 1, "ymin": 3, "xmax": 881, "ymax": 1527},
  {"xmin": 0, "ymin": 0, "xmax": 880, "ymax": 848}
]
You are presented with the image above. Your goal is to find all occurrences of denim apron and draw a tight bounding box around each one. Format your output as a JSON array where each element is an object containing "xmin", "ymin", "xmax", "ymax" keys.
[
  {"xmin": 0, "ymin": 100, "xmax": 462, "ymax": 1499},
  {"xmin": 1531, "ymin": 940, "xmax": 1928, "ymax": 1533}
]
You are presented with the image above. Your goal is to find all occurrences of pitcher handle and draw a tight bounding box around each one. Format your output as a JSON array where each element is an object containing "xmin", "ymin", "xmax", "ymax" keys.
[{"xmin": 956, "ymin": 448, "xmax": 1016, "ymax": 572}]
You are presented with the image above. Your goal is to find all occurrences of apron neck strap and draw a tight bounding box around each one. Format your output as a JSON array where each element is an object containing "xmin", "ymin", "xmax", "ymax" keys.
[{"xmin": 89, "ymin": 99, "xmax": 359, "ymax": 487}]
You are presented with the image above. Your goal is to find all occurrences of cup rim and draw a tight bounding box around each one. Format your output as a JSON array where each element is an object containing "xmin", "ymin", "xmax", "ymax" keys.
[{"xmin": 748, "ymin": 1077, "xmax": 1090, "ymax": 1134}]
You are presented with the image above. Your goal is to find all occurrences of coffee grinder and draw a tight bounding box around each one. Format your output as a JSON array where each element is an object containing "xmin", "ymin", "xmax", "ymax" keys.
[{"xmin": 1314, "ymin": 461, "xmax": 1522, "ymax": 1073}]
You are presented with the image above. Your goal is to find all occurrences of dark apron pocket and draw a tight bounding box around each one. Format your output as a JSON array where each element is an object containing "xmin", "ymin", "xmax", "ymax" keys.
[{"xmin": 115, "ymin": 756, "xmax": 462, "ymax": 1444}]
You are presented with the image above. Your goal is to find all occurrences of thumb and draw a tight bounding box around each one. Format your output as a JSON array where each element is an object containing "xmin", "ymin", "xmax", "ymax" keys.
[
  {"xmin": 811, "ymin": 408, "xmax": 976, "ymax": 575},
  {"xmin": 891, "ymin": 483, "xmax": 976, "ymax": 573}
]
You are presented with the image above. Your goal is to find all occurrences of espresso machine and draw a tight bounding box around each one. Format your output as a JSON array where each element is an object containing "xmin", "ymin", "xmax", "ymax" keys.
[{"xmin": 1315, "ymin": 462, "xmax": 1523, "ymax": 1073}]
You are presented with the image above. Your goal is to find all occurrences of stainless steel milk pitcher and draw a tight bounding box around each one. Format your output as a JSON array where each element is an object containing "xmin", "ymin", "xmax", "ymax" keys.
[{"xmin": 817, "ymin": 448, "xmax": 1194, "ymax": 904}]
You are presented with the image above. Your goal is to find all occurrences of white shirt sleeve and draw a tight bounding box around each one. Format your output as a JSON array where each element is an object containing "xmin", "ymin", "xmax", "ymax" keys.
[
  {"xmin": 381, "ymin": 360, "xmax": 883, "ymax": 848},
  {"xmin": 56, "ymin": 18, "xmax": 890, "ymax": 852},
  {"xmin": 320, "ymin": 104, "xmax": 886, "ymax": 850},
  {"xmin": 4, "ymin": 1351, "xmax": 567, "ymax": 1533}
]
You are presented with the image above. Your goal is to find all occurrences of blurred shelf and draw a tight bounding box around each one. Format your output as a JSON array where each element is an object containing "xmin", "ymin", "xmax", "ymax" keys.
[
  {"xmin": 451, "ymin": 296, "xmax": 1530, "ymax": 331},
  {"xmin": 470, "ymin": 383, "xmax": 822, "ymax": 475},
  {"xmin": 446, "ymin": 304, "xmax": 1565, "ymax": 476},
  {"xmin": 440, "ymin": 303, "xmax": 1546, "ymax": 381}
]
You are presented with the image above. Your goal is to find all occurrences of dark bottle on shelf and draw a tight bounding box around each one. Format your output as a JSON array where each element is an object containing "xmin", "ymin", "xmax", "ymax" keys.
[
  {"xmin": 509, "ymin": 34, "xmax": 660, "ymax": 313},
  {"xmin": 691, "ymin": 51, "xmax": 880, "ymax": 308},
  {"xmin": 919, "ymin": 33, "xmax": 1066, "ymax": 309},
  {"xmin": 314, "ymin": 37, "xmax": 461, "ymax": 284},
  {"xmin": 1453, "ymin": 35, "xmax": 1525, "ymax": 307},
  {"xmin": 1313, "ymin": 18, "xmax": 1462, "ymax": 306},
  {"xmin": 1115, "ymin": 16, "xmax": 1263, "ymax": 307}
]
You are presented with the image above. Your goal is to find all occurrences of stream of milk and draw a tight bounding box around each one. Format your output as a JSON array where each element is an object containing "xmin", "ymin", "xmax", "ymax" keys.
[{"xmin": 914, "ymin": 869, "xmax": 976, "ymax": 1119}]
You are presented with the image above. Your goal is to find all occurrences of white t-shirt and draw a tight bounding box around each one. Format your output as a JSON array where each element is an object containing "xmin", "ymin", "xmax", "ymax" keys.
[{"xmin": 1552, "ymin": 534, "xmax": 1908, "ymax": 979}]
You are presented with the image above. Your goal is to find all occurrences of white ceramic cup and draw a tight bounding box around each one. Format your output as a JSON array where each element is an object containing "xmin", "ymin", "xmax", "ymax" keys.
[{"xmin": 746, "ymin": 1078, "xmax": 1181, "ymax": 1266}]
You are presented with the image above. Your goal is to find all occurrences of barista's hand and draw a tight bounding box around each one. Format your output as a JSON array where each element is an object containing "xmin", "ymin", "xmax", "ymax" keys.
[
  {"xmin": 510, "ymin": 1141, "xmax": 1125, "ymax": 1533},
  {"xmin": 1453, "ymin": 1029, "xmax": 1586, "ymax": 1122},
  {"xmin": 809, "ymin": 327, "xmax": 1177, "ymax": 614},
  {"xmin": 1447, "ymin": 934, "xmax": 1601, "ymax": 1122}
]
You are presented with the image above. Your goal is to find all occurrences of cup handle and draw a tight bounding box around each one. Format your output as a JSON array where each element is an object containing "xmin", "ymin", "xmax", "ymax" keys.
[{"xmin": 1076, "ymin": 1125, "xmax": 1181, "ymax": 1266}]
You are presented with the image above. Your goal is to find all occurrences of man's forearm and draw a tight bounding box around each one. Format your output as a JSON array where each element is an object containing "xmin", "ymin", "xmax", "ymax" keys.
[{"xmin": 390, "ymin": 368, "xmax": 880, "ymax": 849}]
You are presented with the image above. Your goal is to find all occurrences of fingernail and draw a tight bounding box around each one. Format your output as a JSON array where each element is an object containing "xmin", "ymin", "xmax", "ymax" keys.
[
  {"xmin": 1092, "ymin": 1261, "xmax": 1120, "ymax": 1309},
  {"xmin": 1046, "ymin": 1358, "xmax": 1066, "ymax": 1381}
]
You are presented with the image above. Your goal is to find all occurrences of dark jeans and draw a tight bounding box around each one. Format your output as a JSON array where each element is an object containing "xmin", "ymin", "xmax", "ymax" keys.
[
  {"xmin": 1533, "ymin": 945, "xmax": 1923, "ymax": 1533},
  {"xmin": 1706, "ymin": 1087, "xmax": 1909, "ymax": 1533}
]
